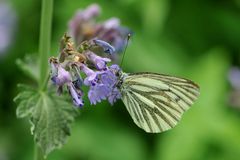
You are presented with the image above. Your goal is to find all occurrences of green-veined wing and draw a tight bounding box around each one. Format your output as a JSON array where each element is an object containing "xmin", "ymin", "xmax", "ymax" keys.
[{"xmin": 120, "ymin": 72, "xmax": 200, "ymax": 133}]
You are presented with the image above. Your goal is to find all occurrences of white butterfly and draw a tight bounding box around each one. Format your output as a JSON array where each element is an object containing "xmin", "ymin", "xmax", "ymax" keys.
[{"xmin": 117, "ymin": 72, "xmax": 200, "ymax": 133}]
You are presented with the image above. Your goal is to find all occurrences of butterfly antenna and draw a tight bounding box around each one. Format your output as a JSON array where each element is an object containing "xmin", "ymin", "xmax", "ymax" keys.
[{"xmin": 120, "ymin": 33, "xmax": 131, "ymax": 68}]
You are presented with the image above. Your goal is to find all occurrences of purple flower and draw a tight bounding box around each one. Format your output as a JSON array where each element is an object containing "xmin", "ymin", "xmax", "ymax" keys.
[
  {"xmin": 101, "ymin": 66, "xmax": 122, "ymax": 104},
  {"xmin": 68, "ymin": 4, "xmax": 100, "ymax": 44},
  {"xmin": 101, "ymin": 69, "xmax": 117, "ymax": 86},
  {"xmin": 50, "ymin": 61, "xmax": 72, "ymax": 86},
  {"xmin": 85, "ymin": 51, "xmax": 111, "ymax": 70},
  {"xmin": 81, "ymin": 4, "xmax": 100, "ymax": 20},
  {"xmin": 48, "ymin": 4, "xmax": 132, "ymax": 107},
  {"xmin": 71, "ymin": 66, "xmax": 84, "ymax": 90},
  {"xmin": 228, "ymin": 67, "xmax": 240, "ymax": 90},
  {"xmin": 88, "ymin": 84, "xmax": 110, "ymax": 105},
  {"xmin": 109, "ymin": 64, "xmax": 121, "ymax": 73},
  {"xmin": 228, "ymin": 66, "xmax": 240, "ymax": 108},
  {"xmin": 49, "ymin": 59, "xmax": 69, "ymax": 95},
  {"xmin": 93, "ymin": 39, "xmax": 115, "ymax": 54},
  {"xmin": 95, "ymin": 18, "xmax": 130, "ymax": 53},
  {"xmin": 87, "ymin": 64, "xmax": 122, "ymax": 105},
  {"xmin": 72, "ymin": 75, "xmax": 83, "ymax": 89},
  {"xmin": 108, "ymin": 88, "xmax": 121, "ymax": 105},
  {"xmin": 68, "ymin": 4, "xmax": 130, "ymax": 55},
  {"xmin": 67, "ymin": 83, "xmax": 84, "ymax": 107},
  {"xmin": 50, "ymin": 59, "xmax": 71, "ymax": 88},
  {"xmin": 103, "ymin": 18, "xmax": 120, "ymax": 29},
  {"xmin": 80, "ymin": 64, "xmax": 99, "ymax": 86},
  {"xmin": 0, "ymin": 2, "xmax": 16, "ymax": 55}
]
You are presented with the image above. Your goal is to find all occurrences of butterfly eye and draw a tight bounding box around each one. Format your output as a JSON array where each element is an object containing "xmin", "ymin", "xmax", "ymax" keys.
[
  {"xmin": 116, "ymin": 80, "xmax": 122, "ymax": 89},
  {"xmin": 116, "ymin": 72, "xmax": 120, "ymax": 77}
]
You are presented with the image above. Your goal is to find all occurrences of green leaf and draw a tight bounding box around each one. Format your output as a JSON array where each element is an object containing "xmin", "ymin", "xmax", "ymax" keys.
[
  {"xmin": 16, "ymin": 54, "xmax": 39, "ymax": 82},
  {"xmin": 14, "ymin": 85, "xmax": 78, "ymax": 157},
  {"xmin": 14, "ymin": 86, "xmax": 38, "ymax": 118}
]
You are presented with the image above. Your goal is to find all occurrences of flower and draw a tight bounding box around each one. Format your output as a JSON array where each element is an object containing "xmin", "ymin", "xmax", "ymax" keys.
[
  {"xmin": 103, "ymin": 18, "xmax": 120, "ymax": 29},
  {"xmin": 108, "ymin": 88, "xmax": 121, "ymax": 105},
  {"xmin": 87, "ymin": 64, "xmax": 122, "ymax": 105},
  {"xmin": 102, "ymin": 66, "xmax": 122, "ymax": 104},
  {"xmin": 93, "ymin": 39, "xmax": 115, "ymax": 55},
  {"xmin": 80, "ymin": 64, "xmax": 99, "ymax": 86},
  {"xmin": 50, "ymin": 63, "xmax": 72, "ymax": 86},
  {"xmin": 49, "ymin": 59, "xmax": 72, "ymax": 95},
  {"xmin": 80, "ymin": 4, "xmax": 100, "ymax": 20},
  {"xmin": 49, "ymin": 32, "xmax": 124, "ymax": 107},
  {"xmin": 228, "ymin": 67, "xmax": 240, "ymax": 90},
  {"xmin": 228, "ymin": 66, "xmax": 240, "ymax": 108},
  {"xmin": 85, "ymin": 51, "xmax": 111, "ymax": 70},
  {"xmin": 88, "ymin": 84, "xmax": 110, "ymax": 105},
  {"xmin": 71, "ymin": 66, "xmax": 84, "ymax": 90},
  {"xmin": 96, "ymin": 18, "xmax": 130, "ymax": 53},
  {"xmin": 48, "ymin": 3, "xmax": 131, "ymax": 107},
  {"xmin": 67, "ymin": 83, "xmax": 84, "ymax": 107},
  {"xmin": 101, "ymin": 68, "xmax": 118, "ymax": 86},
  {"xmin": 0, "ymin": 2, "xmax": 17, "ymax": 56},
  {"xmin": 68, "ymin": 4, "xmax": 100, "ymax": 44},
  {"xmin": 68, "ymin": 4, "xmax": 130, "ymax": 55},
  {"xmin": 109, "ymin": 64, "xmax": 121, "ymax": 73}
]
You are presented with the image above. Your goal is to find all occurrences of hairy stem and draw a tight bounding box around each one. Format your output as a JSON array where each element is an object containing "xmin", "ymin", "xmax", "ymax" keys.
[
  {"xmin": 39, "ymin": 0, "xmax": 53, "ymax": 91},
  {"xmin": 36, "ymin": 0, "xmax": 54, "ymax": 159}
]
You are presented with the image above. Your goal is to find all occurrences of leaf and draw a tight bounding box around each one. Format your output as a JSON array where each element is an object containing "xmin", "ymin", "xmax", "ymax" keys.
[
  {"xmin": 14, "ymin": 85, "xmax": 78, "ymax": 156},
  {"xmin": 16, "ymin": 54, "xmax": 39, "ymax": 82}
]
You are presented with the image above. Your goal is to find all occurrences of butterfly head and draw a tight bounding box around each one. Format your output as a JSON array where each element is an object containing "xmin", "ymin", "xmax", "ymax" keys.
[
  {"xmin": 109, "ymin": 64, "xmax": 123, "ymax": 77},
  {"xmin": 108, "ymin": 64, "xmax": 128, "ymax": 90}
]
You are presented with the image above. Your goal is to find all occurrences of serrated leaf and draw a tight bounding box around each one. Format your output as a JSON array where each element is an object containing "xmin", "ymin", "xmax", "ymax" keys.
[
  {"xmin": 16, "ymin": 54, "xmax": 39, "ymax": 81},
  {"xmin": 14, "ymin": 85, "xmax": 78, "ymax": 156}
]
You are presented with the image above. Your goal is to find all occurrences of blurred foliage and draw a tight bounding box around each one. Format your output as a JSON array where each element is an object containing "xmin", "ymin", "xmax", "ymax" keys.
[{"xmin": 1, "ymin": 0, "xmax": 240, "ymax": 160}]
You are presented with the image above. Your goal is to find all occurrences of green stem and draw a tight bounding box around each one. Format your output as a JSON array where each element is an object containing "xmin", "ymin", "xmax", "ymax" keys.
[
  {"xmin": 42, "ymin": 73, "xmax": 50, "ymax": 91},
  {"xmin": 39, "ymin": 0, "xmax": 54, "ymax": 91},
  {"xmin": 36, "ymin": 0, "xmax": 54, "ymax": 159},
  {"xmin": 34, "ymin": 145, "xmax": 44, "ymax": 160}
]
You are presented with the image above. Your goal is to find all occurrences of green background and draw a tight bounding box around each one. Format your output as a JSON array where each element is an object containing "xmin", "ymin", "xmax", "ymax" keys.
[{"xmin": 1, "ymin": 0, "xmax": 240, "ymax": 159}]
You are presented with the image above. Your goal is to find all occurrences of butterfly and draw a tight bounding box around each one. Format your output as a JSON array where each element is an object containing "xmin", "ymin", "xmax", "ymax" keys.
[{"xmin": 116, "ymin": 71, "xmax": 200, "ymax": 133}]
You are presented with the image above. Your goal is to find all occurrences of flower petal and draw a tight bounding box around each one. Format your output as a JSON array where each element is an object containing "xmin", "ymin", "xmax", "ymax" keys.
[
  {"xmin": 67, "ymin": 83, "xmax": 84, "ymax": 107},
  {"xmin": 93, "ymin": 39, "xmax": 115, "ymax": 54}
]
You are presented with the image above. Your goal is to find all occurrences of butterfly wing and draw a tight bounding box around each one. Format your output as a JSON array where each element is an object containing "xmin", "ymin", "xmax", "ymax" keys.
[{"xmin": 120, "ymin": 72, "xmax": 200, "ymax": 133}]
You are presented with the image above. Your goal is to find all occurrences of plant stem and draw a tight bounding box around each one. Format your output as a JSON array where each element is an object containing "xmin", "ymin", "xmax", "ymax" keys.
[
  {"xmin": 42, "ymin": 73, "xmax": 50, "ymax": 91},
  {"xmin": 39, "ymin": 0, "xmax": 54, "ymax": 91},
  {"xmin": 36, "ymin": 0, "xmax": 54, "ymax": 159},
  {"xmin": 34, "ymin": 145, "xmax": 44, "ymax": 160}
]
